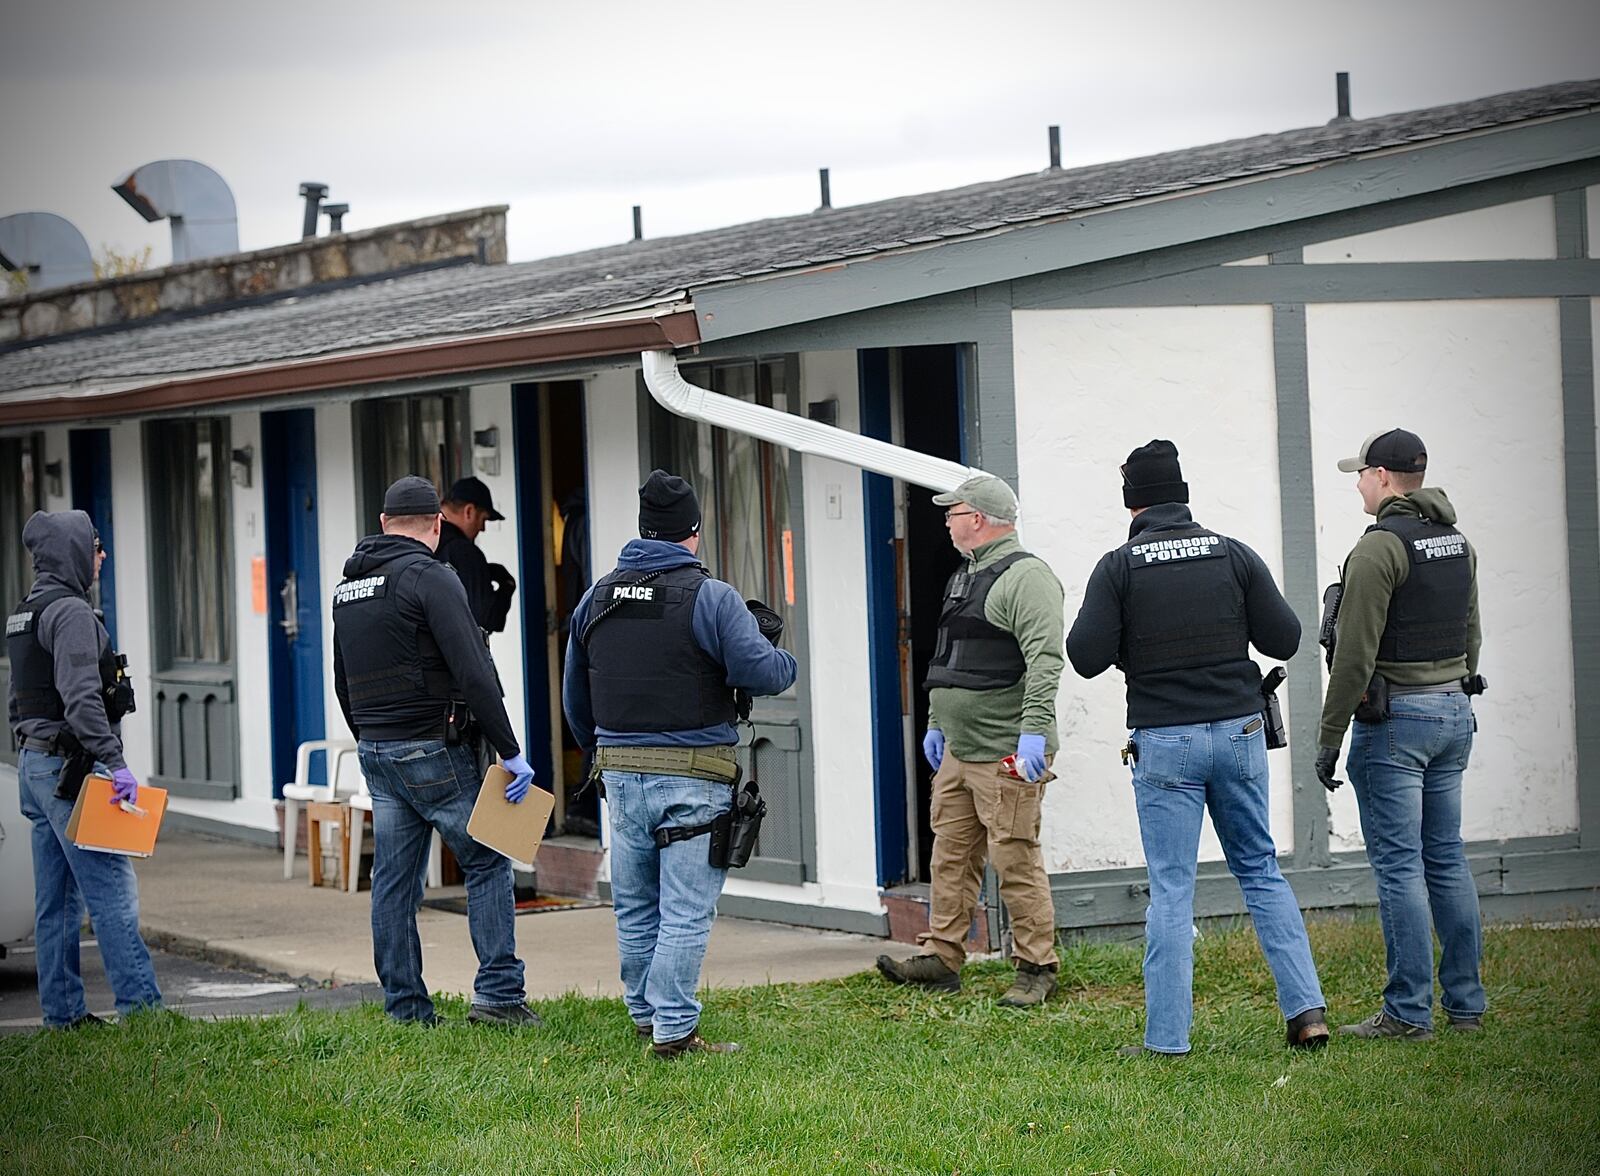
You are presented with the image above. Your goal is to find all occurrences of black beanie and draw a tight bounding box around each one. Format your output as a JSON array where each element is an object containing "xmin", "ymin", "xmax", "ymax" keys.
[
  {"xmin": 638, "ymin": 469, "xmax": 701, "ymax": 541},
  {"xmin": 1122, "ymin": 439, "xmax": 1189, "ymax": 509}
]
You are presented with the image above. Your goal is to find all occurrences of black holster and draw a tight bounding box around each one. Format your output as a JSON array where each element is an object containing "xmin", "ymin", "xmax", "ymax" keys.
[
  {"xmin": 1318, "ymin": 583, "xmax": 1343, "ymax": 671},
  {"xmin": 442, "ymin": 700, "xmax": 480, "ymax": 747},
  {"xmin": 708, "ymin": 781, "xmax": 767, "ymax": 870},
  {"xmin": 52, "ymin": 729, "xmax": 96, "ymax": 802},
  {"xmin": 1354, "ymin": 673, "xmax": 1391, "ymax": 724},
  {"xmin": 1259, "ymin": 666, "xmax": 1288, "ymax": 750}
]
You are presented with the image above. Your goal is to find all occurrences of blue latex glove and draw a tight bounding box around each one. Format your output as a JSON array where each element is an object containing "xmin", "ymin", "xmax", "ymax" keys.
[
  {"xmin": 502, "ymin": 754, "xmax": 535, "ymax": 803},
  {"xmin": 110, "ymin": 767, "xmax": 139, "ymax": 805},
  {"xmin": 921, "ymin": 729, "xmax": 945, "ymax": 772},
  {"xmin": 1015, "ymin": 734, "xmax": 1048, "ymax": 783}
]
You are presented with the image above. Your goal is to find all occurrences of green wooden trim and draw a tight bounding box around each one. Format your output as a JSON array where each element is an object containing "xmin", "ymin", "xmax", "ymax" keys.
[
  {"xmin": 1024, "ymin": 258, "xmax": 1600, "ymax": 308},
  {"xmin": 971, "ymin": 283, "xmax": 1017, "ymax": 484},
  {"xmin": 1555, "ymin": 190, "xmax": 1600, "ymax": 848},
  {"xmin": 1046, "ymin": 838, "xmax": 1599, "ymax": 930},
  {"xmin": 692, "ymin": 116, "xmax": 1600, "ymax": 342},
  {"xmin": 1268, "ymin": 281, "xmax": 1330, "ymax": 867}
]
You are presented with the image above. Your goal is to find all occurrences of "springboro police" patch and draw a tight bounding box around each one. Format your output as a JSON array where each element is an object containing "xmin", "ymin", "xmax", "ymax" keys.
[
  {"xmin": 1129, "ymin": 533, "xmax": 1225, "ymax": 566},
  {"xmin": 332, "ymin": 575, "xmax": 387, "ymax": 606},
  {"xmin": 1411, "ymin": 533, "xmax": 1466, "ymax": 560}
]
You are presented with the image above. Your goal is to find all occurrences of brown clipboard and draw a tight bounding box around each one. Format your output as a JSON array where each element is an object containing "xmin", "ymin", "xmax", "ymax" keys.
[
  {"xmin": 467, "ymin": 763, "xmax": 555, "ymax": 867},
  {"xmin": 66, "ymin": 773, "xmax": 168, "ymax": 858}
]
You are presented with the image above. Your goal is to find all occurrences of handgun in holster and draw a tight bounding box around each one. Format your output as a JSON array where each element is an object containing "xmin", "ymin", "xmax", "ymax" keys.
[
  {"xmin": 708, "ymin": 779, "xmax": 767, "ymax": 870},
  {"xmin": 1318, "ymin": 583, "xmax": 1343, "ymax": 671},
  {"xmin": 52, "ymin": 729, "xmax": 97, "ymax": 802},
  {"xmin": 442, "ymin": 700, "xmax": 480, "ymax": 747},
  {"xmin": 1353, "ymin": 673, "xmax": 1391, "ymax": 724},
  {"xmin": 1260, "ymin": 666, "xmax": 1288, "ymax": 750}
]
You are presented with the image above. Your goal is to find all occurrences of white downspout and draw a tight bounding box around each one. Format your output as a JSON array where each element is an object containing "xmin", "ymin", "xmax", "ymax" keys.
[{"xmin": 641, "ymin": 350, "xmax": 995, "ymax": 494}]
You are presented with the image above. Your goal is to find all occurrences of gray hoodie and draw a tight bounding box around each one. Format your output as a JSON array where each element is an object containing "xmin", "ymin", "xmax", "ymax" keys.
[{"xmin": 7, "ymin": 510, "xmax": 125, "ymax": 770}]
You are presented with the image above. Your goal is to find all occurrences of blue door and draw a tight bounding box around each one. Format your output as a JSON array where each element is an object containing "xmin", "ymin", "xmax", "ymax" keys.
[
  {"xmin": 263, "ymin": 409, "xmax": 326, "ymax": 794},
  {"xmin": 68, "ymin": 429, "xmax": 117, "ymax": 647}
]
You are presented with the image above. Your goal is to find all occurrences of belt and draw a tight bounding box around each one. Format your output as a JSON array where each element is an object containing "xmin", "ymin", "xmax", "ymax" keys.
[
  {"xmin": 20, "ymin": 734, "xmax": 63, "ymax": 754},
  {"xmin": 1389, "ymin": 681, "xmax": 1464, "ymax": 696},
  {"xmin": 594, "ymin": 745, "xmax": 740, "ymax": 783}
]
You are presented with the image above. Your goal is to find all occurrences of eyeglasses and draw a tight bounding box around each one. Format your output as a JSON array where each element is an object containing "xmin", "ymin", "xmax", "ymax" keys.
[
  {"xmin": 943, "ymin": 509, "xmax": 978, "ymax": 521},
  {"xmin": 93, "ymin": 539, "xmax": 105, "ymax": 555}
]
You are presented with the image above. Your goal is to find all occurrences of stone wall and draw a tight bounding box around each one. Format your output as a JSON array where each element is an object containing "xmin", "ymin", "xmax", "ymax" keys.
[{"xmin": 0, "ymin": 205, "xmax": 507, "ymax": 344}]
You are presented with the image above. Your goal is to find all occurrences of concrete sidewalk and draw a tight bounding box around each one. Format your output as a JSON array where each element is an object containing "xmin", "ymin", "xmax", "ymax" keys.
[{"xmin": 134, "ymin": 831, "xmax": 888, "ymax": 1001}]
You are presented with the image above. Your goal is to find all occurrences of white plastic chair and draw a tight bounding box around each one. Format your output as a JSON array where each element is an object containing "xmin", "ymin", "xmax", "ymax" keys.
[
  {"xmin": 348, "ymin": 775, "xmax": 443, "ymax": 894},
  {"xmin": 281, "ymin": 739, "xmax": 360, "ymax": 880}
]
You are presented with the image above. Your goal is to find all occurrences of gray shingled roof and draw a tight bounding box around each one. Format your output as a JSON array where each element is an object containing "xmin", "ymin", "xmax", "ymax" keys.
[{"xmin": 3, "ymin": 76, "xmax": 1596, "ymax": 396}]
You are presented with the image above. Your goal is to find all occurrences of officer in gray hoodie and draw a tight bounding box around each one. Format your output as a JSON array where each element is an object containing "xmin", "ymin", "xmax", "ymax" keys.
[{"xmin": 6, "ymin": 510, "xmax": 162, "ymax": 1027}]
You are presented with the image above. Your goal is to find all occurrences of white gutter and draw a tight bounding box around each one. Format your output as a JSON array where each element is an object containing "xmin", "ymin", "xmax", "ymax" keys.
[{"xmin": 641, "ymin": 350, "xmax": 991, "ymax": 494}]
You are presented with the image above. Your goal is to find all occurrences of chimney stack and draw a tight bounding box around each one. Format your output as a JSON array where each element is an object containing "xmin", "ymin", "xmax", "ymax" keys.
[
  {"xmin": 1333, "ymin": 72, "xmax": 1352, "ymax": 122},
  {"xmin": 1048, "ymin": 125, "xmax": 1061, "ymax": 170},
  {"xmin": 818, "ymin": 167, "xmax": 831, "ymax": 210},
  {"xmin": 299, "ymin": 183, "xmax": 329, "ymax": 239},
  {"xmin": 632, "ymin": 204, "xmax": 643, "ymax": 241}
]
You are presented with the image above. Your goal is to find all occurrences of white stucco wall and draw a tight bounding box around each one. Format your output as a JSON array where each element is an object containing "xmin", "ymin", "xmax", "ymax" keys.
[
  {"xmin": 1012, "ymin": 305, "xmax": 1294, "ymax": 871},
  {"xmin": 467, "ymin": 383, "xmax": 531, "ymax": 762},
  {"xmin": 1306, "ymin": 300, "xmax": 1577, "ymax": 845},
  {"xmin": 1304, "ymin": 197, "xmax": 1557, "ymax": 263},
  {"xmin": 107, "ymin": 421, "xmax": 154, "ymax": 792}
]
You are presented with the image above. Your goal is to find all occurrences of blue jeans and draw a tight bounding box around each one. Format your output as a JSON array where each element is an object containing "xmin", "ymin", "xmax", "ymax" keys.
[
  {"xmin": 1348, "ymin": 690, "xmax": 1484, "ymax": 1030},
  {"xmin": 358, "ymin": 739, "xmax": 524, "ymax": 1022},
  {"xmin": 1131, "ymin": 715, "xmax": 1325, "ymax": 1053},
  {"xmin": 605, "ymin": 770, "xmax": 733, "ymax": 1044},
  {"xmin": 16, "ymin": 747, "xmax": 162, "ymax": 1025}
]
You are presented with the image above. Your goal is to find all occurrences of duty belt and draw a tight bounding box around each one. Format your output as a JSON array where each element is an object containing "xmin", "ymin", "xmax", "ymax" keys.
[
  {"xmin": 593, "ymin": 745, "xmax": 740, "ymax": 783},
  {"xmin": 20, "ymin": 734, "xmax": 64, "ymax": 754},
  {"xmin": 1388, "ymin": 681, "xmax": 1464, "ymax": 696}
]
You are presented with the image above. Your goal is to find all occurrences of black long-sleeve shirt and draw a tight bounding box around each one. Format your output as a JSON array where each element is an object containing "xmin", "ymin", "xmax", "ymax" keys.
[
  {"xmin": 435, "ymin": 520, "xmax": 514, "ymax": 633},
  {"xmin": 1066, "ymin": 503, "xmax": 1301, "ymax": 729}
]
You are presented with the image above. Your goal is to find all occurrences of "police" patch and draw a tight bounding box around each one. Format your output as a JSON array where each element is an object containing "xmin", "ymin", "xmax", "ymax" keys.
[
  {"xmin": 1128, "ymin": 534, "xmax": 1224, "ymax": 567},
  {"xmin": 332, "ymin": 575, "xmax": 387, "ymax": 606},
  {"xmin": 1411, "ymin": 534, "xmax": 1466, "ymax": 561}
]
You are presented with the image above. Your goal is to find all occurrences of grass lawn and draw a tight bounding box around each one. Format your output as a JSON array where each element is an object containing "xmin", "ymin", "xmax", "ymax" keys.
[{"xmin": 2, "ymin": 918, "xmax": 1597, "ymax": 1175}]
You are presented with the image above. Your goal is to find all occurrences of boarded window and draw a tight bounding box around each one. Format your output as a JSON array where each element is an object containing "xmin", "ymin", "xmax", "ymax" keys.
[{"xmin": 146, "ymin": 419, "xmax": 232, "ymax": 666}]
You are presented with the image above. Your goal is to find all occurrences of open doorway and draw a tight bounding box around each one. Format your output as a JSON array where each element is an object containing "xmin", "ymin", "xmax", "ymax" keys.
[
  {"xmin": 512, "ymin": 381, "xmax": 594, "ymax": 837},
  {"xmin": 862, "ymin": 344, "xmax": 966, "ymax": 885}
]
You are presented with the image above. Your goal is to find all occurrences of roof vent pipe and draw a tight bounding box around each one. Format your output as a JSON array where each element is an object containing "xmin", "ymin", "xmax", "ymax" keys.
[
  {"xmin": 632, "ymin": 205, "xmax": 643, "ymax": 241},
  {"xmin": 0, "ymin": 212, "xmax": 95, "ymax": 290},
  {"xmin": 641, "ymin": 350, "xmax": 992, "ymax": 496},
  {"xmin": 1048, "ymin": 126, "xmax": 1061, "ymax": 169},
  {"xmin": 323, "ymin": 203, "xmax": 350, "ymax": 233},
  {"xmin": 1333, "ymin": 72, "xmax": 1352, "ymax": 122},
  {"xmin": 299, "ymin": 182, "xmax": 328, "ymax": 239},
  {"xmin": 818, "ymin": 168, "xmax": 831, "ymax": 210},
  {"xmin": 112, "ymin": 159, "xmax": 239, "ymax": 262}
]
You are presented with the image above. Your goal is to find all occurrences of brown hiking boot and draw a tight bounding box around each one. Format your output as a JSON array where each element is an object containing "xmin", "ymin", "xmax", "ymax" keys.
[
  {"xmin": 876, "ymin": 953, "xmax": 961, "ymax": 992},
  {"xmin": 1338, "ymin": 1011, "xmax": 1432, "ymax": 1041},
  {"xmin": 1446, "ymin": 1013, "xmax": 1483, "ymax": 1032},
  {"xmin": 998, "ymin": 960, "xmax": 1059, "ymax": 1008},
  {"xmin": 1286, "ymin": 1007, "xmax": 1330, "ymax": 1050},
  {"xmin": 651, "ymin": 1031, "xmax": 741, "ymax": 1060}
]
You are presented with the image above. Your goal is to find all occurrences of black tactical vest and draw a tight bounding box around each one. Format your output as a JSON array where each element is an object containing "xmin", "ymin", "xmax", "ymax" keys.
[
  {"xmin": 1367, "ymin": 515, "xmax": 1471, "ymax": 662},
  {"xmin": 6, "ymin": 588, "xmax": 134, "ymax": 724},
  {"xmin": 1117, "ymin": 526, "xmax": 1249, "ymax": 677},
  {"xmin": 581, "ymin": 564, "xmax": 737, "ymax": 732},
  {"xmin": 332, "ymin": 552, "xmax": 460, "ymax": 712},
  {"xmin": 923, "ymin": 551, "xmax": 1031, "ymax": 692}
]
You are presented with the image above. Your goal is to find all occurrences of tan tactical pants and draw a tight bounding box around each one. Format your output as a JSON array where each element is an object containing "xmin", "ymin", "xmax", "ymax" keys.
[{"xmin": 918, "ymin": 752, "xmax": 1057, "ymax": 971}]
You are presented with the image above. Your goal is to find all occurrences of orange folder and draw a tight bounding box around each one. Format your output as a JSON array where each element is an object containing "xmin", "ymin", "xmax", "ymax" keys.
[{"xmin": 66, "ymin": 773, "xmax": 168, "ymax": 857}]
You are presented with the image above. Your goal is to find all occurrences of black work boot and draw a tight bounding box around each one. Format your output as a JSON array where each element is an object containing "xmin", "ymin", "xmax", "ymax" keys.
[
  {"xmin": 876, "ymin": 952, "xmax": 961, "ymax": 993},
  {"xmin": 1286, "ymin": 1007, "xmax": 1330, "ymax": 1050},
  {"xmin": 998, "ymin": 960, "xmax": 1059, "ymax": 1008},
  {"xmin": 467, "ymin": 1002, "xmax": 544, "ymax": 1028}
]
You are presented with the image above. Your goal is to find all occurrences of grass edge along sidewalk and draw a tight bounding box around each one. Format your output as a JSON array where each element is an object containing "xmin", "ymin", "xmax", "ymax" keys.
[{"xmin": 2, "ymin": 920, "xmax": 1597, "ymax": 1175}]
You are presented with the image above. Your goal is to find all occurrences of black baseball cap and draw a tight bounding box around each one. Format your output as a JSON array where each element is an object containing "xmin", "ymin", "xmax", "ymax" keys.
[
  {"xmin": 382, "ymin": 475, "xmax": 441, "ymax": 516},
  {"xmin": 1337, "ymin": 429, "xmax": 1428, "ymax": 474},
  {"xmin": 445, "ymin": 476, "xmax": 505, "ymax": 521}
]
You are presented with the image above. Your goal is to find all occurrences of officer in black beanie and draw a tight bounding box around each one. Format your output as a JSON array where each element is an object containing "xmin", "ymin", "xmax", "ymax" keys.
[
  {"xmin": 563, "ymin": 469, "xmax": 795, "ymax": 1059},
  {"xmin": 1066, "ymin": 440, "xmax": 1327, "ymax": 1057}
]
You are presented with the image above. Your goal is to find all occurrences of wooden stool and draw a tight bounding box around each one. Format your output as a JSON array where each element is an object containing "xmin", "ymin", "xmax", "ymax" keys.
[{"xmin": 305, "ymin": 800, "xmax": 350, "ymax": 889}]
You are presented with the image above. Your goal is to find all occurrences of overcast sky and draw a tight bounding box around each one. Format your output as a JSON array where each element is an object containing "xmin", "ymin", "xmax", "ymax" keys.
[{"xmin": 3, "ymin": 0, "xmax": 1598, "ymax": 269}]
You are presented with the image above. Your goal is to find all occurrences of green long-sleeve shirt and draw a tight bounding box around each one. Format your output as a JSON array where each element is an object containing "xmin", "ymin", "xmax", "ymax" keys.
[
  {"xmin": 1319, "ymin": 487, "xmax": 1481, "ymax": 748},
  {"xmin": 927, "ymin": 533, "xmax": 1065, "ymax": 761}
]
